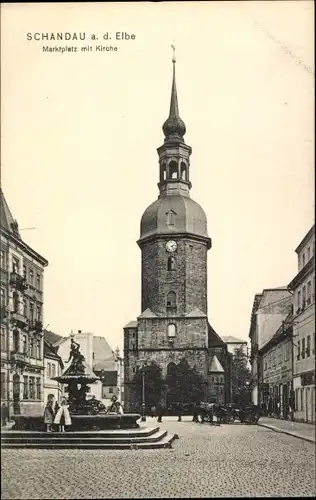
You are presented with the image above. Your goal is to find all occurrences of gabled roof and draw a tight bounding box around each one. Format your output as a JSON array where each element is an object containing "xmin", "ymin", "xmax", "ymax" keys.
[
  {"xmin": 208, "ymin": 355, "xmax": 224, "ymax": 373},
  {"xmin": 138, "ymin": 308, "xmax": 157, "ymax": 319},
  {"xmin": 44, "ymin": 339, "xmax": 64, "ymax": 368},
  {"xmin": 0, "ymin": 188, "xmax": 21, "ymax": 238},
  {"xmin": 124, "ymin": 320, "xmax": 138, "ymax": 329},
  {"xmin": 222, "ymin": 335, "xmax": 248, "ymax": 345},
  {"xmin": 208, "ymin": 322, "xmax": 226, "ymax": 347},
  {"xmin": 186, "ymin": 308, "xmax": 207, "ymax": 318},
  {"xmin": 44, "ymin": 330, "xmax": 63, "ymax": 346}
]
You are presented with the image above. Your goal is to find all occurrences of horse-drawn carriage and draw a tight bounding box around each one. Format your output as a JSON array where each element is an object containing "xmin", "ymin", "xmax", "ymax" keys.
[{"xmin": 197, "ymin": 402, "xmax": 261, "ymax": 424}]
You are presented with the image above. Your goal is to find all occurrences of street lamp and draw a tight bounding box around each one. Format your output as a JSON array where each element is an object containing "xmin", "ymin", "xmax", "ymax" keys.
[{"xmin": 139, "ymin": 358, "xmax": 147, "ymax": 422}]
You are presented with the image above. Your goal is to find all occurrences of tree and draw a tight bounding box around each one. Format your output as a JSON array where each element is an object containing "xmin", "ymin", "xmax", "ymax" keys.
[
  {"xmin": 165, "ymin": 358, "xmax": 205, "ymax": 405},
  {"xmin": 132, "ymin": 361, "xmax": 165, "ymax": 408},
  {"xmin": 231, "ymin": 347, "xmax": 252, "ymax": 406}
]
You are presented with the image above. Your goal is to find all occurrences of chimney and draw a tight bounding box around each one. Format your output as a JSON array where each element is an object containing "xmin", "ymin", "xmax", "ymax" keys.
[{"xmin": 78, "ymin": 330, "xmax": 82, "ymax": 334}]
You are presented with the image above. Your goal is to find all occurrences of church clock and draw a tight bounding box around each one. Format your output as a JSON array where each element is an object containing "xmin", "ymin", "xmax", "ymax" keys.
[{"xmin": 166, "ymin": 240, "xmax": 177, "ymax": 253}]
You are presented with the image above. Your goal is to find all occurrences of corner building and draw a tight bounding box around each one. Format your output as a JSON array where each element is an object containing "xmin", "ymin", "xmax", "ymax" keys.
[{"xmin": 124, "ymin": 56, "xmax": 229, "ymax": 410}]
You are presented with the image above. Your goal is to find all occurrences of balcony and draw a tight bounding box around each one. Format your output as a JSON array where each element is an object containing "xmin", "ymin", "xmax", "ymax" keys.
[
  {"xmin": 10, "ymin": 351, "xmax": 27, "ymax": 363},
  {"xmin": 9, "ymin": 272, "xmax": 28, "ymax": 293},
  {"xmin": 28, "ymin": 320, "xmax": 43, "ymax": 334},
  {"xmin": 10, "ymin": 310, "xmax": 28, "ymax": 327}
]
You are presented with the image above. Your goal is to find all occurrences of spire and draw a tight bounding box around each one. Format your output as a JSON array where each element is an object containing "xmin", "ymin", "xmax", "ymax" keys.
[{"xmin": 162, "ymin": 45, "xmax": 186, "ymax": 143}]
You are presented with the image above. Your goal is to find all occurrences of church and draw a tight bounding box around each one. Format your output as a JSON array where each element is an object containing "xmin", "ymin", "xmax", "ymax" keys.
[{"xmin": 123, "ymin": 52, "xmax": 231, "ymax": 411}]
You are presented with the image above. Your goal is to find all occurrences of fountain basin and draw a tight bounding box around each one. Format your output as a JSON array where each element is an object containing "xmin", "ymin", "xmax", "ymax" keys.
[{"xmin": 11, "ymin": 413, "xmax": 141, "ymax": 431}]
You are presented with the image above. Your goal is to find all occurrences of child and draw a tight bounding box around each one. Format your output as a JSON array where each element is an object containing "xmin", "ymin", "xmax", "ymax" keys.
[{"xmin": 54, "ymin": 397, "xmax": 72, "ymax": 432}]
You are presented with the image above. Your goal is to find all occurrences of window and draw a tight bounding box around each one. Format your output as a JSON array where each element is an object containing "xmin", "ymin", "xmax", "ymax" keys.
[
  {"xmin": 264, "ymin": 358, "xmax": 267, "ymax": 371},
  {"xmin": 47, "ymin": 363, "xmax": 51, "ymax": 378},
  {"xmin": 301, "ymin": 338, "xmax": 306, "ymax": 359},
  {"xmin": 13, "ymin": 291, "xmax": 19, "ymax": 312},
  {"xmin": 302, "ymin": 254, "xmax": 306, "ymax": 267},
  {"xmin": 29, "ymin": 377, "xmax": 35, "ymax": 399},
  {"xmin": 29, "ymin": 269, "xmax": 34, "ymax": 285},
  {"xmin": 0, "ymin": 288, "xmax": 6, "ymax": 307},
  {"xmin": 109, "ymin": 387, "xmax": 113, "ymax": 394},
  {"xmin": 167, "ymin": 256, "xmax": 176, "ymax": 271},
  {"xmin": 306, "ymin": 335, "xmax": 311, "ymax": 357},
  {"xmin": 307, "ymin": 281, "xmax": 312, "ymax": 305},
  {"xmin": 1, "ymin": 327, "xmax": 6, "ymax": 352},
  {"xmin": 12, "ymin": 257, "xmax": 19, "ymax": 273},
  {"xmin": 36, "ymin": 377, "xmax": 41, "ymax": 399},
  {"xmin": 166, "ymin": 291, "xmax": 176, "ymax": 308},
  {"xmin": 36, "ymin": 305, "xmax": 42, "ymax": 321},
  {"xmin": 29, "ymin": 338, "xmax": 33, "ymax": 358},
  {"xmin": 307, "ymin": 247, "xmax": 311, "ymax": 261},
  {"xmin": 300, "ymin": 388, "xmax": 304, "ymax": 411},
  {"xmin": 297, "ymin": 290, "xmax": 301, "ymax": 312},
  {"xmin": 279, "ymin": 350, "xmax": 283, "ymax": 365},
  {"xmin": 22, "ymin": 334, "xmax": 27, "ymax": 354},
  {"xmin": 0, "ymin": 250, "xmax": 6, "ymax": 269},
  {"xmin": 23, "ymin": 265, "xmax": 26, "ymax": 277},
  {"xmin": 23, "ymin": 298, "xmax": 27, "ymax": 317},
  {"xmin": 30, "ymin": 302, "xmax": 34, "ymax": 321},
  {"xmin": 51, "ymin": 363, "xmax": 56, "ymax": 378},
  {"xmin": 36, "ymin": 339, "xmax": 41, "ymax": 359},
  {"xmin": 168, "ymin": 161, "xmax": 178, "ymax": 179},
  {"xmin": 180, "ymin": 162, "xmax": 187, "ymax": 180},
  {"xmin": 1, "ymin": 372, "xmax": 5, "ymax": 399},
  {"xmin": 302, "ymin": 286, "xmax": 306, "ymax": 308},
  {"xmin": 297, "ymin": 340, "xmax": 301, "ymax": 360},
  {"xmin": 36, "ymin": 273, "xmax": 41, "ymax": 290},
  {"xmin": 167, "ymin": 324, "xmax": 177, "ymax": 338},
  {"xmin": 13, "ymin": 330, "xmax": 19, "ymax": 352},
  {"xmin": 23, "ymin": 376, "xmax": 28, "ymax": 399}
]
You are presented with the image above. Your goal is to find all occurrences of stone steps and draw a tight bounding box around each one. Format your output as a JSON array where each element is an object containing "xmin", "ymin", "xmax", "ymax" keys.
[
  {"xmin": 1, "ymin": 426, "xmax": 160, "ymax": 440},
  {"xmin": 1, "ymin": 427, "xmax": 178, "ymax": 450}
]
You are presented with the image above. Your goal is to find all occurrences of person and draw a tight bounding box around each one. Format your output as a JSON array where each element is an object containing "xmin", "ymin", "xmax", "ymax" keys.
[
  {"xmin": 54, "ymin": 397, "xmax": 72, "ymax": 432},
  {"xmin": 44, "ymin": 394, "xmax": 57, "ymax": 432},
  {"xmin": 1, "ymin": 403, "xmax": 9, "ymax": 427},
  {"xmin": 177, "ymin": 402, "xmax": 183, "ymax": 422},
  {"xmin": 150, "ymin": 405, "xmax": 157, "ymax": 418},
  {"xmin": 192, "ymin": 401, "xmax": 200, "ymax": 423},
  {"xmin": 157, "ymin": 403, "xmax": 164, "ymax": 423},
  {"xmin": 108, "ymin": 395, "xmax": 123, "ymax": 414}
]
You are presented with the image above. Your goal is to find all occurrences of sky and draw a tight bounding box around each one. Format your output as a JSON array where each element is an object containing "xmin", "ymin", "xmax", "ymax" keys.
[{"xmin": 1, "ymin": 1, "xmax": 314, "ymax": 352}]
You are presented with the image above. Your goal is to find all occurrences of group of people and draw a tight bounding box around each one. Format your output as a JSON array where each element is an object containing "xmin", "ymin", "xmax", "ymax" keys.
[{"xmin": 44, "ymin": 394, "xmax": 72, "ymax": 432}]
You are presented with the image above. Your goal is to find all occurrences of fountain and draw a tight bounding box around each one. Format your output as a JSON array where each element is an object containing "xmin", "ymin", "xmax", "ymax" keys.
[{"xmin": 2, "ymin": 340, "xmax": 177, "ymax": 448}]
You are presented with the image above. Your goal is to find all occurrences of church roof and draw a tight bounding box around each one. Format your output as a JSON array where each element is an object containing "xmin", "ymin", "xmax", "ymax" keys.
[
  {"xmin": 162, "ymin": 50, "xmax": 186, "ymax": 143},
  {"xmin": 138, "ymin": 308, "xmax": 158, "ymax": 319},
  {"xmin": 208, "ymin": 323, "xmax": 226, "ymax": 347},
  {"xmin": 0, "ymin": 188, "xmax": 21, "ymax": 238},
  {"xmin": 186, "ymin": 308, "xmax": 207, "ymax": 318},
  {"xmin": 124, "ymin": 320, "xmax": 138, "ymax": 329},
  {"xmin": 140, "ymin": 194, "xmax": 209, "ymax": 241},
  {"xmin": 208, "ymin": 355, "xmax": 224, "ymax": 373}
]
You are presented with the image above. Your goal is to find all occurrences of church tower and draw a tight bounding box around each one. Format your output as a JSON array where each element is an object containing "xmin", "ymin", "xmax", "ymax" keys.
[{"xmin": 124, "ymin": 50, "xmax": 229, "ymax": 410}]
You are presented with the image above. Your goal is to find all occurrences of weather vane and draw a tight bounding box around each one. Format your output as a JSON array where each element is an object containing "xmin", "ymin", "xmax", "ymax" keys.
[{"xmin": 171, "ymin": 42, "xmax": 176, "ymax": 63}]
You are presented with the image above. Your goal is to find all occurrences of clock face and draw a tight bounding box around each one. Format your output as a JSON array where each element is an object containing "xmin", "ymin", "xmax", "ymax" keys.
[{"xmin": 166, "ymin": 240, "xmax": 177, "ymax": 253}]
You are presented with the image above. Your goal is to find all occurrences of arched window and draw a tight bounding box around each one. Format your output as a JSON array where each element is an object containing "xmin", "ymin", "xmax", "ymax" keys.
[
  {"xmin": 167, "ymin": 324, "xmax": 177, "ymax": 338},
  {"xmin": 168, "ymin": 161, "xmax": 178, "ymax": 179},
  {"xmin": 160, "ymin": 163, "xmax": 167, "ymax": 182},
  {"xmin": 13, "ymin": 329, "xmax": 19, "ymax": 353},
  {"xmin": 166, "ymin": 291, "xmax": 176, "ymax": 308},
  {"xmin": 167, "ymin": 361, "xmax": 177, "ymax": 375},
  {"xmin": 167, "ymin": 257, "xmax": 176, "ymax": 271},
  {"xmin": 181, "ymin": 162, "xmax": 187, "ymax": 180}
]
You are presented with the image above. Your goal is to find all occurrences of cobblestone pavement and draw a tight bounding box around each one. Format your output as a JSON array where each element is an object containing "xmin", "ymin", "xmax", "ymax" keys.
[
  {"xmin": 258, "ymin": 417, "xmax": 315, "ymax": 442},
  {"xmin": 1, "ymin": 419, "xmax": 315, "ymax": 499}
]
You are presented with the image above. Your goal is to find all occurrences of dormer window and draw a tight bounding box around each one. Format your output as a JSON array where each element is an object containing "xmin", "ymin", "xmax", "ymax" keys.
[{"xmin": 167, "ymin": 210, "xmax": 175, "ymax": 226}]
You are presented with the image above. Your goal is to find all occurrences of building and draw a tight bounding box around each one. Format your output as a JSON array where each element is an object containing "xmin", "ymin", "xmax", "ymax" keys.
[
  {"xmin": 123, "ymin": 54, "xmax": 229, "ymax": 410},
  {"xmin": 54, "ymin": 330, "xmax": 121, "ymax": 408},
  {"xmin": 43, "ymin": 330, "xmax": 64, "ymax": 405},
  {"xmin": 221, "ymin": 335, "xmax": 248, "ymax": 357},
  {"xmin": 0, "ymin": 189, "xmax": 48, "ymax": 417},
  {"xmin": 288, "ymin": 224, "xmax": 315, "ymax": 423},
  {"xmin": 249, "ymin": 288, "xmax": 292, "ymax": 406},
  {"xmin": 260, "ymin": 311, "xmax": 293, "ymax": 419}
]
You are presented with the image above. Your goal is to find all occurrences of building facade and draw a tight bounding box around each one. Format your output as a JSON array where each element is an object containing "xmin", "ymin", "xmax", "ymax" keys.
[
  {"xmin": 43, "ymin": 334, "xmax": 63, "ymax": 405},
  {"xmin": 289, "ymin": 224, "xmax": 315, "ymax": 423},
  {"xmin": 123, "ymin": 55, "xmax": 229, "ymax": 410},
  {"xmin": 249, "ymin": 288, "xmax": 292, "ymax": 406},
  {"xmin": 260, "ymin": 313, "xmax": 293, "ymax": 419},
  {"xmin": 0, "ymin": 189, "xmax": 48, "ymax": 416},
  {"xmin": 221, "ymin": 336, "xmax": 248, "ymax": 357}
]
